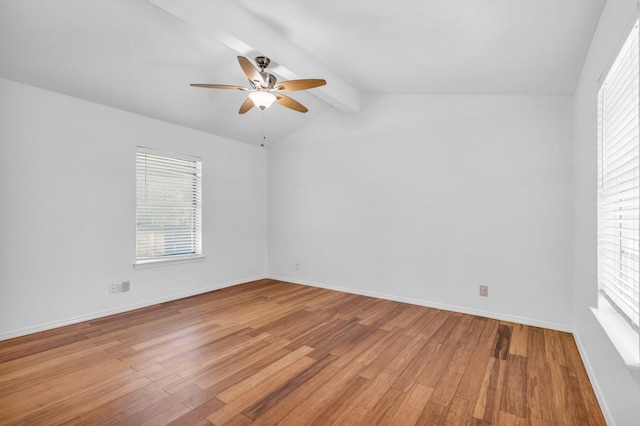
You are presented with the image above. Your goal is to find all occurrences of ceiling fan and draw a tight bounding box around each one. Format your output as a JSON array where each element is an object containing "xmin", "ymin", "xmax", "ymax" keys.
[{"xmin": 191, "ymin": 56, "xmax": 326, "ymax": 114}]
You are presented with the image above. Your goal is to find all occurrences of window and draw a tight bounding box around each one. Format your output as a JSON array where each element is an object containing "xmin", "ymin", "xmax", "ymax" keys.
[
  {"xmin": 136, "ymin": 148, "xmax": 202, "ymax": 264},
  {"xmin": 596, "ymin": 19, "xmax": 640, "ymax": 371}
]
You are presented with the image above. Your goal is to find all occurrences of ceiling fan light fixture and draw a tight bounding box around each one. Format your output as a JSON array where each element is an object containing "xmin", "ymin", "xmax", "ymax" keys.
[{"xmin": 249, "ymin": 91, "xmax": 277, "ymax": 110}]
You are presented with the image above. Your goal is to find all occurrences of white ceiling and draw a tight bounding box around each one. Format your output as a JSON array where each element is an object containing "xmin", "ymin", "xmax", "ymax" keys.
[{"xmin": 0, "ymin": 0, "xmax": 606, "ymax": 145}]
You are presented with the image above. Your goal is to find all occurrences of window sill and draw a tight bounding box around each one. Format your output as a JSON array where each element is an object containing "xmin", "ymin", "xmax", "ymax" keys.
[
  {"xmin": 591, "ymin": 295, "xmax": 640, "ymax": 379},
  {"xmin": 133, "ymin": 255, "xmax": 205, "ymax": 269}
]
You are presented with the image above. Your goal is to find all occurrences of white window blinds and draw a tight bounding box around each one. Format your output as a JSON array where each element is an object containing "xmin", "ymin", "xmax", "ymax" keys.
[
  {"xmin": 597, "ymin": 21, "xmax": 640, "ymax": 330},
  {"xmin": 136, "ymin": 149, "xmax": 202, "ymax": 262}
]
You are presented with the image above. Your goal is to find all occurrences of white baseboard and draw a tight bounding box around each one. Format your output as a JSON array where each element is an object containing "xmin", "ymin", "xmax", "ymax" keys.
[
  {"xmin": 0, "ymin": 274, "xmax": 268, "ymax": 341},
  {"xmin": 1, "ymin": 273, "xmax": 573, "ymax": 338},
  {"xmin": 573, "ymin": 333, "xmax": 615, "ymax": 426},
  {"xmin": 267, "ymin": 274, "xmax": 575, "ymax": 333}
]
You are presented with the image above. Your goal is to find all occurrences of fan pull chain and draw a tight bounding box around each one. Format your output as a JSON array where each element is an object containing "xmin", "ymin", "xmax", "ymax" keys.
[{"xmin": 260, "ymin": 109, "xmax": 266, "ymax": 147}]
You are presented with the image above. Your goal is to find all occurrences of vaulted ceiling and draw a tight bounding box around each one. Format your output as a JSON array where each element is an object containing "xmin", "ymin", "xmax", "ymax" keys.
[{"xmin": 0, "ymin": 0, "xmax": 606, "ymax": 145}]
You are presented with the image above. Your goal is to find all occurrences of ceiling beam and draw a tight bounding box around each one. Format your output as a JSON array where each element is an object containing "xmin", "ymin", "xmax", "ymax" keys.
[{"xmin": 149, "ymin": 0, "xmax": 360, "ymax": 114}]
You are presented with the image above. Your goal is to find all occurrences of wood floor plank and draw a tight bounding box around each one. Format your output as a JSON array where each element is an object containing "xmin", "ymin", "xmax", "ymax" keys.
[
  {"xmin": 391, "ymin": 313, "xmax": 452, "ymax": 392},
  {"xmin": 330, "ymin": 327, "xmax": 389, "ymax": 369},
  {"xmin": 527, "ymin": 365, "xmax": 557, "ymax": 425},
  {"xmin": 223, "ymin": 413, "xmax": 254, "ymax": 426},
  {"xmin": 447, "ymin": 313, "xmax": 475, "ymax": 347},
  {"xmin": 249, "ymin": 359, "xmax": 342, "ymax": 425},
  {"xmin": 118, "ymin": 384, "xmax": 204, "ymax": 425},
  {"xmin": 527, "ymin": 326, "xmax": 547, "ymax": 369},
  {"xmin": 189, "ymin": 340, "xmax": 288, "ymax": 391},
  {"xmin": 0, "ymin": 279, "xmax": 605, "ymax": 425},
  {"xmin": 498, "ymin": 410, "xmax": 527, "ymax": 426},
  {"xmin": 366, "ymin": 302, "xmax": 411, "ymax": 328},
  {"xmin": 0, "ymin": 358, "xmax": 133, "ymax": 423},
  {"xmin": 307, "ymin": 320, "xmax": 375, "ymax": 360},
  {"xmin": 358, "ymin": 386, "xmax": 406, "ymax": 424},
  {"xmin": 388, "ymin": 383, "xmax": 434, "ymax": 425},
  {"xmin": 429, "ymin": 347, "xmax": 473, "ymax": 406},
  {"xmin": 416, "ymin": 401, "xmax": 450, "ymax": 425},
  {"xmin": 501, "ymin": 354, "xmax": 527, "ymax": 418},
  {"xmin": 508, "ymin": 322, "xmax": 528, "ymax": 357},
  {"xmin": 129, "ymin": 318, "xmax": 220, "ymax": 352},
  {"xmin": 206, "ymin": 354, "xmax": 316, "ymax": 425},
  {"xmin": 330, "ymin": 371, "xmax": 397, "ymax": 424},
  {"xmin": 282, "ymin": 315, "xmax": 348, "ymax": 352},
  {"xmin": 170, "ymin": 330, "xmax": 272, "ymax": 378},
  {"xmin": 137, "ymin": 404, "xmax": 190, "ymax": 426},
  {"xmin": 548, "ymin": 361, "xmax": 583, "ymax": 426},
  {"xmin": 401, "ymin": 306, "xmax": 442, "ymax": 336},
  {"xmin": 360, "ymin": 331, "xmax": 417, "ymax": 379},
  {"xmin": 139, "ymin": 402, "xmax": 191, "ymax": 426},
  {"xmin": 300, "ymin": 289, "xmax": 346, "ymax": 310},
  {"xmin": 557, "ymin": 333, "xmax": 607, "ymax": 425},
  {"xmin": 64, "ymin": 381, "xmax": 171, "ymax": 425},
  {"xmin": 544, "ymin": 328, "xmax": 567, "ymax": 367},
  {"xmin": 398, "ymin": 312, "xmax": 459, "ymax": 386},
  {"xmin": 473, "ymin": 357, "xmax": 507, "ymax": 424},
  {"xmin": 493, "ymin": 324, "xmax": 512, "ymax": 360},
  {"xmin": 351, "ymin": 327, "xmax": 404, "ymax": 367},
  {"xmin": 0, "ymin": 340, "xmax": 118, "ymax": 393},
  {"xmin": 383, "ymin": 332, "xmax": 431, "ymax": 376},
  {"xmin": 456, "ymin": 316, "xmax": 489, "ymax": 351},
  {"xmin": 241, "ymin": 353, "xmax": 336, "ymax": 420},
  {"xmin": 178, "ymin": 348, "xmax": 292, "ymax": 409},
  {"xmin": 380, "ymin": 304, "xmax": 426, "ymax": 331},
  {"xmin": 443, "ymin": 397, "xmax": 475, "ymax": 425},
  {"xmin": 564, "ymin": 369, "xmax": 593, "ymax": 426},
  {"xmin": 415, "ymin": 339, "xmax": 459, "ymax": 387},
  {"xmin": 0, "ymin": 337, "xmax": 106, "ymax": 377},
  {"xmin": 10, "ymin": 376, "xmax": 151, "ymax": 425},
  {"xmin": 288, "ymin": 372, "xmax": 369, "ymax": 425},
  {"xmin": 275, "ymin": 361, "xmax": 365, "ymax": 425},
  {"xmin": 166, "ymin": 397, "xmax": 225, "ymax": 426},
  {"xmin": 453, "ymin": 319, "xmax": 499, "ymax": 403},
  {"xmin": 0, "ymin": 330, "xmax": 90, "ymax": 364},
  {"xmin": 215, "ymin": 346, "xmax": 314, "ymax": 403}
]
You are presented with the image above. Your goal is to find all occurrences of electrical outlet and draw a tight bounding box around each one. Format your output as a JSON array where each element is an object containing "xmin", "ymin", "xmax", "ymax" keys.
[
  {"xmin": 479, "ymin": 285, "xmax": 489, "ymax": 297},
  {"xmin": 295, "ymin": 262, "xmax": 300, "ymax": 271},
  {"xmin": 110, "ymin": 281, "xmax": 130, "ymax": 294}
]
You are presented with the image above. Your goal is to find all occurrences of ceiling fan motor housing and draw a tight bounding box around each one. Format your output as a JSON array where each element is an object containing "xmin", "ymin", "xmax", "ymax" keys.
[{"xmin": 250, "ymin": 73, "xmax": 276, "ymax": 90}]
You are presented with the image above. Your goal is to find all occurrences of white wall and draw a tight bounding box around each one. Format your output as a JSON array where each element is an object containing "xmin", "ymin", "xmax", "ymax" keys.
[
  {"xmin": 573, "ymin": 0, "xmax": 640, "ymax": 424},
  {"xmin": 268, "ymin": 94, "xmax": 574, "ymax": 330},
  {"xmin": 0, "ymin": 78, "xmax": 268, "ymax": 339}
]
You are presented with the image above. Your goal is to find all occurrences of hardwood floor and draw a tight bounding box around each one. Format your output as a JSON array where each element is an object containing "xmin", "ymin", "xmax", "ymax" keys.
[{"xmin": 0, "ymin": 279, "xmax": 605, "ymax": 425}]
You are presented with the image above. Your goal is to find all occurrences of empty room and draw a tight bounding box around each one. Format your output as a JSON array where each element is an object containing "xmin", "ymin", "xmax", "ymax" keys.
[{"xmin": 1, "ymin": 0, "xmax": 639, "ymax": 424}]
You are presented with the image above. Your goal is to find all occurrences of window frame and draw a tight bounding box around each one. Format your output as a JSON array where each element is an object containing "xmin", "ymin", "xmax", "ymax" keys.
[
  {"xmin": 134, "ymin": 147, "xmax": 203, "ymax": 267},
  {"xmin": 593, "ymin": 18, "xmax": 640, "ymax": 375}
]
